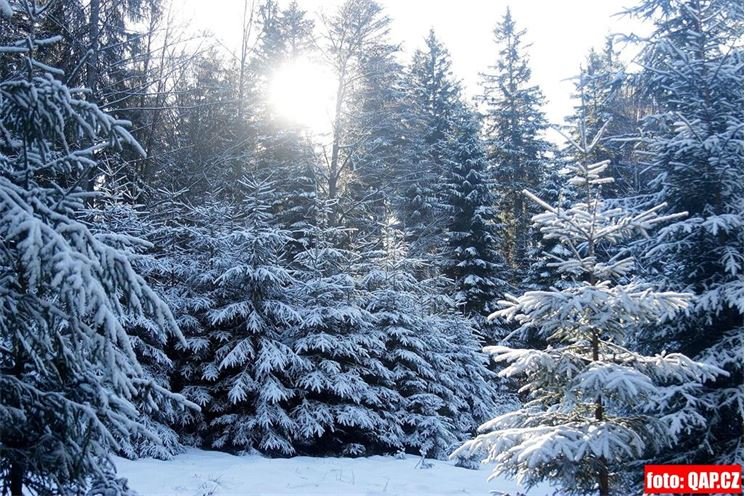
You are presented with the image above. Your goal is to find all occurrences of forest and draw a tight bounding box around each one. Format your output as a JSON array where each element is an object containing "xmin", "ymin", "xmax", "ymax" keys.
[{"xmin": 0, "ymin": 0, "xmax": 742, "ymax": 495}]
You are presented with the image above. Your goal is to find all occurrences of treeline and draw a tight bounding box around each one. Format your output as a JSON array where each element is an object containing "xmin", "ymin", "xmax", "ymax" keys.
[{"xmin": 0, "ymin": 0, "xmax": 741, "ymax": 495}]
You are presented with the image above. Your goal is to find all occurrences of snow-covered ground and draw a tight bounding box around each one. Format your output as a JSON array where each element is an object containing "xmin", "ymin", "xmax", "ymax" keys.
[{"xmin": 115, "ymin": 448, "xmax": 553, "ymax": 496}]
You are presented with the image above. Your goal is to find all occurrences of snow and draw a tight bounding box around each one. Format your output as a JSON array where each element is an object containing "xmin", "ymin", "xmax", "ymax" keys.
[
  {"xmin": 0, "ymin": 0, "xmax": 11, "ymax": 19},
  {"xmin": 115, "ymin": 448, "xmax": 551, "ymax": 496}
]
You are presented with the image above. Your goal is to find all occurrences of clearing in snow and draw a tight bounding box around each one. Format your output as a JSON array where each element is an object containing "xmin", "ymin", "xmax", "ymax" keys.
[{"xmin": 115, "ymin": 448, "xmax": 554, "ymax": 495}]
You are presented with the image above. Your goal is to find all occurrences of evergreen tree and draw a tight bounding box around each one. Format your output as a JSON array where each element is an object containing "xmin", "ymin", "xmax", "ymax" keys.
[
  {"xmin": 479, "ymin": 8, "xmax": 551, "ymax": 277},
  {"xmin": 149, "ymin": 200, "xmax": 236, "ymax": 446},
  {"xmin": 340, "ymin": 27, "xmax": 405, "ymax": 251},
  {"xmin": 398, "ymin": 30, "xmax": 463, "ymax": 260},
  {"xmin": 407, "ymin": 31, "xmax": 462, "ymax": 147},
  {"xmin": 434, "ymin": 305, "xmax": 514, "ymax": 467},
  {"xmin": 90, "ymin": 203, "xmax": 188, "ymax": 460},
  {"xmin": 441, "ymin": 110, "xmax": 510, "ymax": 339},
  {"xmin": 197, "ymin": 180, "xmax": 304, "ymax": 455},
  {"xmin": 630, "ymin": 0, "xmax": 744, "ymax": 465},
  {"xmin": 0, "ymin": 3, "xmax": 191, "ymax": 493},
  {"xmin": 360, "ymin": 227, "xmax": 499, "ymax": 459},
  {"xmin": 363, "ymin": 265, "xmax": 451, "ymax": 457},
  {"xmin": 453, "ymin": 126, "xmax": 724, "ymax": 496},
  {"xmin": 253, "ymin": 0, "xmax": 315, "ymax": 77},
  {"xmin": 563, "ymin": 40, "xmax": 648, "ymax": 198},
  {"xmin": 290, "ymin": 231, "xmax": 401, "ymax": 456}
]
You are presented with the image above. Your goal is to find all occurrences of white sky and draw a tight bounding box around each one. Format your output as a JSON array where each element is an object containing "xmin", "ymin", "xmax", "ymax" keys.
[{"xmin": 175, "ymin": 0, "xmax": 650, "ymax": 127}]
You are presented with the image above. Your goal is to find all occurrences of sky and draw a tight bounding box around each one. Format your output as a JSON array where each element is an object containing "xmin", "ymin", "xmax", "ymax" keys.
[{"xmin": 175, "ymin": 0, "xmax": 650, "ymax": 130}]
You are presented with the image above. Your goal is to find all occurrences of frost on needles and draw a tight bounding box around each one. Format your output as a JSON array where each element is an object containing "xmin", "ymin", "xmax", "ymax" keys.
[{"xmin": 452, "ymin": 122, "xmax": 727, "ymax": 496}]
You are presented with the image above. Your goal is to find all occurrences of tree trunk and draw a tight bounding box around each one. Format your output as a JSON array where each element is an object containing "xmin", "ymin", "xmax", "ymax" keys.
[
  {"xmin": 87, "ymin": 0, "xmax": 100, "ymax": 94},
  {"xmin": 598, "ymin": 466, "xmax": 609, "ymax": 496},
  {"xmin": 84, "ymin": 0, "xmax": 101, "ymax": 198},
  {"xmin": 7, "ymin": 346, "xmax": 25, "ymax": 496},
  {"xmin": 238, "ymin": 0, "xmax": 253, "ymax": 122},
  {"xmin": 8, "ymin": 462, "xmax": 23, "ymax": 496},
  {"xmin": 328, "ymin": 65, "xmax": 346, "ymax": 226},
  {"xmin": 592, "ymin": 330, "xmax": 609, "ymax": 496}
]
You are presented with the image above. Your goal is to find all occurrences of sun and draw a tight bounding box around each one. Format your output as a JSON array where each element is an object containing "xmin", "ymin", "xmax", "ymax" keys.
[{"xmin": 268, "ymin": 59, "xmax": 336, "ymax": 133}]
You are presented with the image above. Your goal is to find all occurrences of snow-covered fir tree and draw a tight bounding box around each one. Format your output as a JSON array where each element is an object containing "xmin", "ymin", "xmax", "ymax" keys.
[
  {"xmin": 197, "ymin": 179, "xmax": 304, "ymax": 455},
  {"xmin": 523, "ymin": 42, "xmax": 641, "ymax": 302},
  {"xmin": 362, "ymin": 262, "xmax": 451, "ymax": 457},
  {"xmin": 441, "ymin": 109, "xmax": 510, "ymax": 339},
  {"xmin": 0, "ymin": 2, "xmax": 192, "ymax": 493},
  {"xmin": 341, "ymin": 35, "xmax": 406, "ymax": 252},
  {"xmin": 398, "ymin": 30, "xmax": 462, "ymax": 261},
  {"xmin": 479, "ymin": 8, "xmax": 552, "ymax": 277},
  {"xmin": 144, "ymin": 200, "xmax": 238, "ymax": 446},
  {"xmin": 289, "ymin": 226, "xmax": 401, "ymax": 456},
  {"xmin": 433, "ymin": 306, "xmax": 515, "ymax": 468},
  {"xmin": 452, "ymin": 124, "xmax": 725, "ymax": 496},
  {"xmin": 360, "ymin": 225, "xmax": 499, "ymax": 459},
  {"xmin": 563, "ymin": 41, "xmax": 644, "ymax": 198},
  {"xmin": 90, "ymin": 203, "xmax": 188, "ymax": 460},
  {"xmin": 629, "ymin": 0, "xmax": 744, "ymax": 465}
]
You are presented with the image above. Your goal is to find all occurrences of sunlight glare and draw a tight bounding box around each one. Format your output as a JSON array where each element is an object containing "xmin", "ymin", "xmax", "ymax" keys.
[{"xmin": 268, "ymin": 59, "xmax": 336, "ymax": 132}]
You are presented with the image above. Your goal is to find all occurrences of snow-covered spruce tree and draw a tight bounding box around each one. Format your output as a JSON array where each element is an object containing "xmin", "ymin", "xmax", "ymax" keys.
[
  {"xmin": 143, "ymin": 200, "xmax": 236, "ymax": 446},
  {"xmin": 441, "ymin": 109, "xmax": 510, "ymax": 340},
  {"xmin": 341, "ymin": 32, "xmax": 406, "ymax": 251},
  {"xmin": 452, "ymin": 125, "xmax": 725, "ymax": 496},
  {"xmin": 479, "ymin": 7, "xmax": 552, "ymax": 277},
  {"xmin": 523, "ymin": 43, "xmax": 639, "ymax": 304},
  {"xmin": 358, "ymin": 225, "xmax": 498, "ymax": 459},
  {"xmin": 198, "ymin": 179, "xmax": 304, "ymax": 455},
  {"xmin": 397, "ymin": 30, "xmax": 462, "ymax": 261},
  {"xmin": 563, "ymin": 41, "xmax": 645, "ymax": 198},
  {"xmin": 0, "ymin": 2, "xmax": 192, "ymax": 493},
  {"xmin": 629, "ymin": 0, "xmax": 744, "ymax": 465},
  {"xmin": 89, "ymin": 203, "xmax": 188, "ymax": 460},
  {"xmin": 290, "ymin": 229, "xmax": 401, "ymax": 456},
  {"xmin": 361, "ymin": 261, "xmax": 449, "ymax": 457}
]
